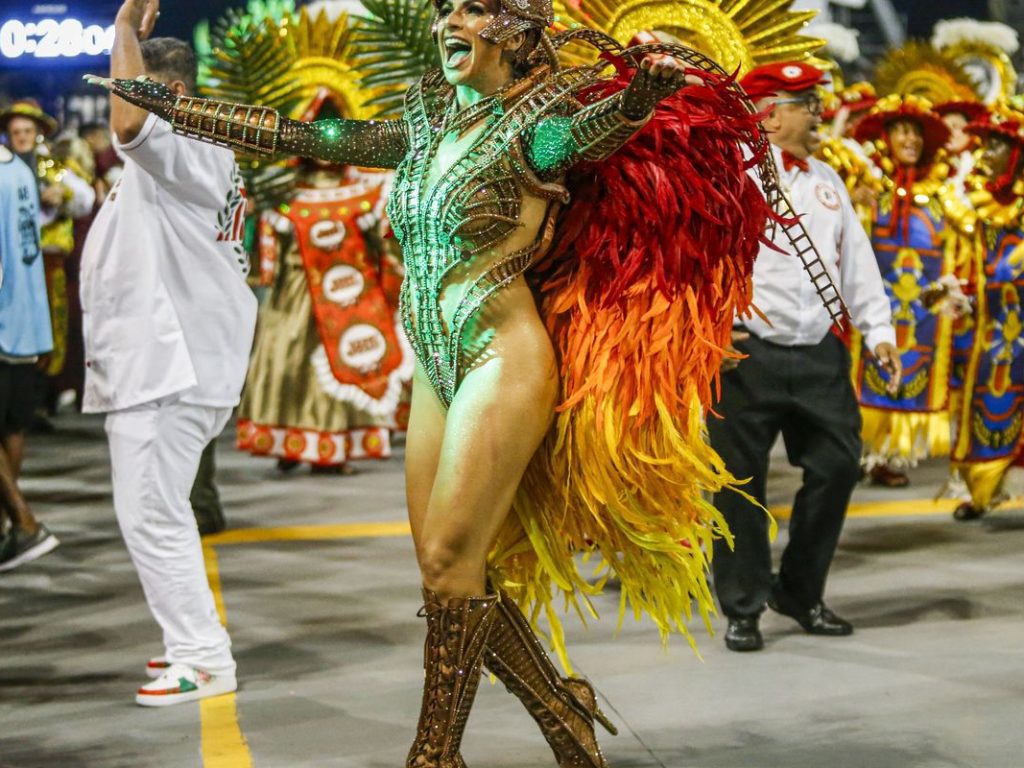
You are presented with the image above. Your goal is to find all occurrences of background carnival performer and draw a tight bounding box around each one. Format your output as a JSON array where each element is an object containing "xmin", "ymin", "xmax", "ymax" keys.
[
  {"xmin": 711, "ymin": 62, "xmax": 899, "ymax": 652},
  {"xmin": 0, "ymin": 144, "xmax": 60, "ymax": 572},
  {"xmin": 196, "ymin": 3, "xmax": 412, "ymax": 473},
  {"xmin": 818, "ymin": 81, "xmax": 882, "ymax": 237},
  {"xmin": 92, "ymin": 0, "xmax": 836, "ymax": 761},
  {"xmin": 0, "ymin": 100, "xmax": 95, "ymax": 423},
  {"xmin": 238, "ymin": 151, "xmax": 408, "ymax": 473},
  {"xmin": 949, "ymin": 104, "xmax": 1024, "ymax": 520},
  {"xmin": 851, "ymin": 94, "xmax": 954, "ymax": 487},
  {"xmin": 937, "ymin": 97, "xmax": 989, "ymax": 489},
  {"xmin": 870, "ymin": 39, "xmax": 996, "ymax": 495},
  {"xmin": 81, "ymin": 1, "xmax": 257, "ymax": 706}
]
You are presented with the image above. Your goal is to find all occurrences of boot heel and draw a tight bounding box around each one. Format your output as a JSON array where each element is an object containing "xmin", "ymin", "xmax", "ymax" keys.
[{"xmin": 593, "ymin": 704, "xmax": 617, "ymax": 736}]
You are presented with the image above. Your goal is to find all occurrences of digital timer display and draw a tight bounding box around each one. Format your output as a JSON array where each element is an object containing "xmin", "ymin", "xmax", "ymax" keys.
[{"xmin": 1, "ymin": 18, "xmax": 115, "ymax": 59}]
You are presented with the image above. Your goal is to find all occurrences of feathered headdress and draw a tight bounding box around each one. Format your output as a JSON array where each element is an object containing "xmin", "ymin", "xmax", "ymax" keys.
[
  {"xmin": 196, "ymin": 0, "xmax": 391, "ymax": 205},
  {"xmin": 551, "ymin": 0, "xmax": 827, "ymax": 74},
  {"xmin": 874, "ymin": 40, "xmax": 978, "ymax": 105},
  {"xmin": 931, "ymin": 19, "xmax": 1019, "ymax": 104}
]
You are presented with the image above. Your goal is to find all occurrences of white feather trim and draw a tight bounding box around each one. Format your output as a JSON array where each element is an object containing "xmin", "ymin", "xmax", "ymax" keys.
[
  {"xmin": 932, "ymin": 18, "xmax": 1019, "ymax": 56},
  {"xmin": 303, "ymin": 0, "xmax": 368, "ymax": 22},
  {"xmin": 812, "ymin": 22, "xmax": 861, "ymax": 63},
  {"xmin": 310, "ymin": 315, "xmax": 414, "ymax": 418}
]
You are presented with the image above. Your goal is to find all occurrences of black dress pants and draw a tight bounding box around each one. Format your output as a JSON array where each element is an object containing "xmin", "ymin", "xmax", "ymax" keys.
[{"xmin": 709, "ymin": 332, "xmax": 862, "ymax": 618}]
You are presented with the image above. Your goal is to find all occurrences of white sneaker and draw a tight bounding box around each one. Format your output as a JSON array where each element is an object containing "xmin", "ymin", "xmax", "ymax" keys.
[
  {"xmin": 135, "ymin": 663, "xmax": 237, "ymax": 707},
  {"xmin": 146, "ymin": 657, "xmax": 170, "ymax": 679}
]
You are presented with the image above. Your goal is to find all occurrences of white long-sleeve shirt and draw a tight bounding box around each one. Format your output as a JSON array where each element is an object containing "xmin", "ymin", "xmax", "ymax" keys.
[
  {"xmin": 743, "ymin": 145, "xmax": 896, "ymax": 352},
  {"xmin": 80, "ymin": 114, "xmax": 257, "ymax": 413}
]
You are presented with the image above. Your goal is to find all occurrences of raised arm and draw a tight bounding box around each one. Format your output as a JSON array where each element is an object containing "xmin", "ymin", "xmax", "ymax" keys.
[{"xmin": 90, "ymin": 76, "xmax": 410, "ymax": 170}]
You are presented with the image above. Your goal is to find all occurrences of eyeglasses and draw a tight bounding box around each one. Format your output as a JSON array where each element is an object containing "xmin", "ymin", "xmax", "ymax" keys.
[{"xmin": 774, "ymin": 93, "xmax": 823, "ymax": 116}]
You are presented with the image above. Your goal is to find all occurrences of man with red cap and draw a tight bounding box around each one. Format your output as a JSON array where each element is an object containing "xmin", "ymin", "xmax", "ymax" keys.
[{"xmin": 709, "ymin": 61, "xmax": 900, "ymax": 652}]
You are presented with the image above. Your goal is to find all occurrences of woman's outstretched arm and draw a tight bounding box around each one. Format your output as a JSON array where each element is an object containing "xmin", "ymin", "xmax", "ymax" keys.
[{"xmin": 90, "ymin": 76, "xmax": 410, "ymax": 170}]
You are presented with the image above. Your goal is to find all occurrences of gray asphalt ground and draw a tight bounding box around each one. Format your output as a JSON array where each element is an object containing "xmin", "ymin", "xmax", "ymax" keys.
[{"xmin": 2, "ymin": 413, "xmax": 1023, "ymax": 768}]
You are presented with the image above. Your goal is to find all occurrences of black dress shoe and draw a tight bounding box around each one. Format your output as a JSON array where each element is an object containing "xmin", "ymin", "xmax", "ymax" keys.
[
  {"xmin": 768, "ymin": 595, "xmax": 853, "ymax": 636},
  {"xmin": 953, "ymin": 502, "xmax": 985, "ymax": 521},
  {"xmin": 725, "ymin": 616, "xmax": 764, "ymax": 652}
]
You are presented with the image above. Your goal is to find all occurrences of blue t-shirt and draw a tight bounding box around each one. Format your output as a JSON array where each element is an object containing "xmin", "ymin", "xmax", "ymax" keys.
[{"xmin": 0, "ymin": 149, "xmax": 52, "ymax": 358}]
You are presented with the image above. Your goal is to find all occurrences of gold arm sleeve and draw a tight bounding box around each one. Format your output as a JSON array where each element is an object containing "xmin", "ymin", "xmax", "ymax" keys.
[{"xmin": 92, "ymin": 76, "xmax": 409, "ymax": 169}]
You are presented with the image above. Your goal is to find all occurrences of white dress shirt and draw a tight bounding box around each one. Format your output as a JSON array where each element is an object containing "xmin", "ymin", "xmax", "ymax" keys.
[
  {"xmin": 80, "ymin": 114, "xmax": 257, "ymax": 413},
  {"xmin": 743, "ymin": 144, "xmax": 896, "ymax": 352}
]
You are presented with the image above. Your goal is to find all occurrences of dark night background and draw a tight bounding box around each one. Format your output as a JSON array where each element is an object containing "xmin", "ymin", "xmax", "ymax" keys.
[{"xmin": 0, "ymin": 0, "xmax": 244, "ymax": 128}]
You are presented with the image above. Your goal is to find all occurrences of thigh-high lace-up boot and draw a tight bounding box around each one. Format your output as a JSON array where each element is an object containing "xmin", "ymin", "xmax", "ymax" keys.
[
  {"xmin": 484, "ymin": 588, "xmax": 617, "ymax": 768},
  {"xmin": 406, "ymin": 589, "xmax": 499, "ymax": 768}
]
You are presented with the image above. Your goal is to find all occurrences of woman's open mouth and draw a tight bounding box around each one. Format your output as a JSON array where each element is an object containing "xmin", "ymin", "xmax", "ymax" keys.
[{"xmin": 444, "ymin": 37, "xmax": 472, "ymax": 68}]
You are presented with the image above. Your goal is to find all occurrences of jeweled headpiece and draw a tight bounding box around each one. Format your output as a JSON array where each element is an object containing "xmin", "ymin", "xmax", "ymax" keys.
[
  {"xmin": 483, "ymin": 0, "xmax": 553, "ymax": 43},
  {"xmin": 431, "ymin": 0, "xmax": 553, "ymax": 44}
]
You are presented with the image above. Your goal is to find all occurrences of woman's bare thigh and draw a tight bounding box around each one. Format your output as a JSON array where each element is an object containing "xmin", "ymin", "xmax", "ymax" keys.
[
  {"xmin": 404, "ymin": 361, "xmax": 447, "ymax": 550},
  {"xmin": 416, "ymin": 315, "xmax": 559, "ymax": 589}
]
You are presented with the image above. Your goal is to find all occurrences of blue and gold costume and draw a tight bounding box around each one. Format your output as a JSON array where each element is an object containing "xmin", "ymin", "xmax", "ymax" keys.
[
  {"xmin": 952, "ymin": 116, "xmax": 1024, "ymax": 512},
  {"xmin": 852, "ymin": 95, "xmax": 955, "ymax": 466}
]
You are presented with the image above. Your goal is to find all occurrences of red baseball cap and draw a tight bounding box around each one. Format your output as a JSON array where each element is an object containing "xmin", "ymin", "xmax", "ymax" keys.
[{"xmin": 740, "ymin": 61, "xmax": 827, "ymax": 101}]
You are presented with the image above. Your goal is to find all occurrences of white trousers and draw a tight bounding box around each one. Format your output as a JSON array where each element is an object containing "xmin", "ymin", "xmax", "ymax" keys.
[{"xmin": 105, "ymin": 398, "xmax": 235, "ymax": 676}]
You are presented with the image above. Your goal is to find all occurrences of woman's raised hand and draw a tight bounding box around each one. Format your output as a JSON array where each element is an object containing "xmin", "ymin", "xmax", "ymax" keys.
[{"xmin": 620, "ymin": 53, "xmax": 698, "ymax": 121}]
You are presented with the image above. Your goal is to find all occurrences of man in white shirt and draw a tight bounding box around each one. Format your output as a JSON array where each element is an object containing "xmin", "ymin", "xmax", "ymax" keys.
[
  {"xmin": 81, "ymin": 0, "xmax": 256, "ymax": 704},
  {"xmin": 710, "ymin": 62, "xmax": 901, "ymax": 652}
]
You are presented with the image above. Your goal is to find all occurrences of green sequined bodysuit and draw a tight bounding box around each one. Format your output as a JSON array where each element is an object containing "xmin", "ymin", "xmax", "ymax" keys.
[{"xmin": 382, "ymin": 69, "xmax": 645, "ymax": 406}]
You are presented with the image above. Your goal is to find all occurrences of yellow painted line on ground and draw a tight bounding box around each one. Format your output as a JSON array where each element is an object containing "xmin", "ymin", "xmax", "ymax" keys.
[
  {"xmin": 205, "ymin": 499, "xmax": 954, "ymax": 549},
  {"xmin": 770, "ymin": 497, "xmax": 960, "ymax": 521},
  {"xmin": 200, "ymin": 694, "xmax": 252, "ymax": 768},
  {"xmin": 205, "ymin": 520, "xmax": 411, "ymax": 546},
  {"xmin": 203, "ymin": 544, "xmax": 229, "ymax": 625},
  {"xmin": 200, "ymin": 544, "xmax": 252, "ymax": 768},
  {"xmin": 194, "ymin": 494, "xmax": 956, "ymax": 765}
]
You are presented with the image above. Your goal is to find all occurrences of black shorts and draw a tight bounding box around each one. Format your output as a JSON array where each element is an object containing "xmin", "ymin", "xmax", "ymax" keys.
[{"xmin": 0, "ymin": 360, "xmax": 37, "ymax": 436}]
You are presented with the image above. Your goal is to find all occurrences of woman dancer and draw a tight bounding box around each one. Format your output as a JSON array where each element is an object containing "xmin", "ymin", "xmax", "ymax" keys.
[{"xmin": 94, "ymin": 0, "xmax": 795, "ymax": 763}]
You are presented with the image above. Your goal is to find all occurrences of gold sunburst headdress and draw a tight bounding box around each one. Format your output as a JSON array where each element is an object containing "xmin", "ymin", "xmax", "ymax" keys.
[
  {"xmin": 873, "ymin": 40, "xmax": 978, "ymax": 105},
  {"xmin": 203, "ymin": 2, "xmax": 380, "ymax": 121},
  {"xmin": 932, "ymin": 18, "xmax": 1019, "ymax": 105},
  {"xmin": 197, "ymin": 1, "xmax": 389, "ymax": 204},
  {"xmin": 552, "ymin": 0, "xmax": 827, "ymax": 75}
]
